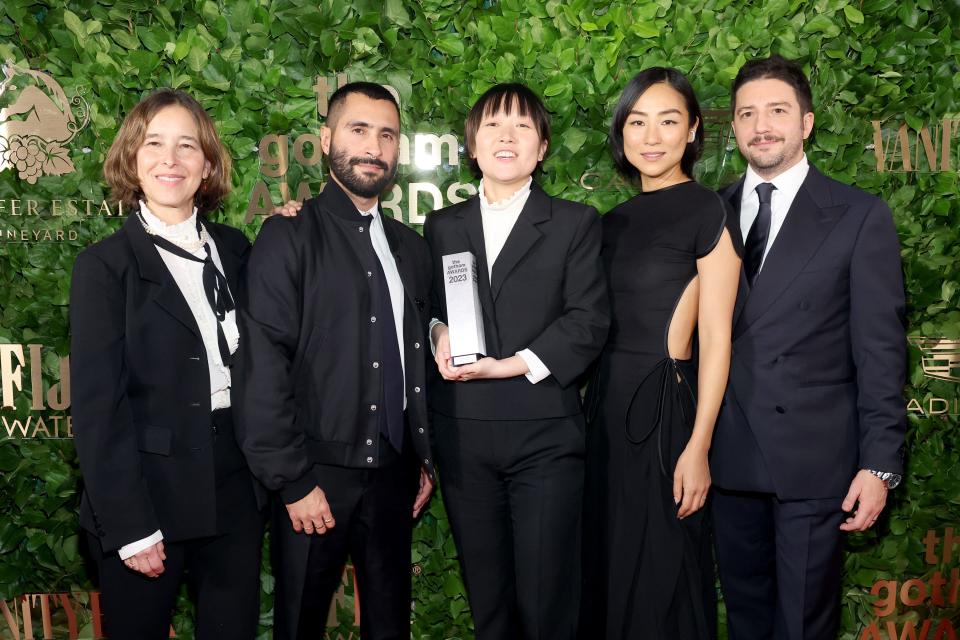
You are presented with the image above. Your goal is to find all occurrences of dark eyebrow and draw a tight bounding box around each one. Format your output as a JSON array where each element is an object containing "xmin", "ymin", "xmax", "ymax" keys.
[
  {"xmin": 343, "ymin": 120, "xmax": 398, "ymax": 136},
  {"xmin": 629, "ymin": 108, "xmax": 683, "ymax": 117}
]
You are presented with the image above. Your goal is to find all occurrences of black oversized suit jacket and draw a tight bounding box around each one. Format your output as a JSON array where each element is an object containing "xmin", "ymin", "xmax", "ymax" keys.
[
  {"xmin": 70, "ymin": 214, "xmax": 251, "ymax": 552},
  {"xmin": 424, "ymin": 184, "xmax": 610, "ymax": 420},
  {"xmin": 710, "ymin": 165, "xmax": 907, "ymax": 500},
  {"xmin": 235, "ymin": 180, "xmax": 434, "ymax": 506}
]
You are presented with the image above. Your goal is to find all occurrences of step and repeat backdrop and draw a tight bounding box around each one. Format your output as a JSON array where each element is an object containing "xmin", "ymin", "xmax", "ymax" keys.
[{"xmin": 0, "ymin": 0, "xmax": 958, "ymax": 638}]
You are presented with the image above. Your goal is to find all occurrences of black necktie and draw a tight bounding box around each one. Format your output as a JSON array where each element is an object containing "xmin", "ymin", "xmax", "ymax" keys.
[
  {"xmin": 744, "ymin": 182, "xmax": 776, "ymax": 286},
  {"xmin": 140, "ymin": 213, "xmax": 236, "ymax": 366},
  {"xmin": 369, "ymin": 224, "xmax": 405, "ymax": 453}
]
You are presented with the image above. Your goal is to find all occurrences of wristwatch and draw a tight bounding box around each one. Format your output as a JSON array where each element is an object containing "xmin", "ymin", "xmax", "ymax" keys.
[{"xmin": 866, "ymin": 469, "xmax": 902, "ymax": 489}]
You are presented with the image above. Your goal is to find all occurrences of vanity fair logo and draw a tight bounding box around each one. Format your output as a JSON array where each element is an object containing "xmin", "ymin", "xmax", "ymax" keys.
[
  {"xmin": 907, "ymin": 338, "xmax": 960, "ymax": 417},
  {"xmin": 0, "ymin": 344, "xmax": 71, "ymax": 439},
  {"xmin": 0, "ymin": 62, "xmax": 89, "ymax": 184},
  {"xmin": 871, "ymin": 119, "xmax": 960, "ymax": 173}
]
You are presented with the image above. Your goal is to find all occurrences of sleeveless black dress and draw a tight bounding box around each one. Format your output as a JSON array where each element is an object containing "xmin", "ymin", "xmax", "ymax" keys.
[{"xmin": 582, "ymin": 181, "xmax": 734, "ymax": 639}]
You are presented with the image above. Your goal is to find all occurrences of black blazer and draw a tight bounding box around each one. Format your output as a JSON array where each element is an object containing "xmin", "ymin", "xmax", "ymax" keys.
[
  {"xmin": 236, "ymin": 180, "xmax": 434, "ymax": 506},
  {"xmin": 70, "ymin": 214, "xmax": 251, "ymax": 552},
  {"xmin": 710, "ymin": 165, "xmax": 907, "ymax": 500},
  {"xmin": 424, "ymin": 184, "xmax": 609, "ymax": 420}
]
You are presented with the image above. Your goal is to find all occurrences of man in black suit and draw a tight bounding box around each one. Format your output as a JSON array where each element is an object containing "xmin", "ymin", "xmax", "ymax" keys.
[
  {"xmin": 236, "ymin": 82, "xmax": 434, "ymax": 640},
  {"xmin": 710, "ymin": 56, "xmax": 907, "ymax": 639}
]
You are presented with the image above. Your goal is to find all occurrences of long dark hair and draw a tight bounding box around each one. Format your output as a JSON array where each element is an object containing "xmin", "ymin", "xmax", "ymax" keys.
[{"xmin": 609, "ymin": 67, "xmax": 704, "ymax": 181}]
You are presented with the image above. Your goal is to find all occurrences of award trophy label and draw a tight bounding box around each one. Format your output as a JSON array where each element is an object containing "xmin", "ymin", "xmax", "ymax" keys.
[{"xmin": 442, "ymin": 251, "xmax": 487, "ymax": 365}]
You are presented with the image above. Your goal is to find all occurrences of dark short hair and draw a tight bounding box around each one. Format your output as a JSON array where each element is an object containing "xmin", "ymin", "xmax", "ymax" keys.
[
  {"xmin": 327, "ymin": 82, "xmax": 400, "ymax": 128},
  {"xmin": 609, "ymin": 67, "xmax": 704, "ymax": 181},
  {"xmin": 103, "ymin": 89, "xmax": 231, "ymax": 214},
  {"xmin": 731, "ymin": 55, "xmax": 814, "ymax": 115},
  {"xmin": 464, "ymin": 83, "xmax": 551, "ymax": 178}
]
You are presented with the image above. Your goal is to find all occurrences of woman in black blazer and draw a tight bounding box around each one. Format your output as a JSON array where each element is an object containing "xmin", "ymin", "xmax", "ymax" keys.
[
  {"xmin": 424, "ymin": 83, "xmax": 609, "ymax": 640},
  {"xmin": 70, "ymin": 89, "xmax": 261, "ymax": 639}
]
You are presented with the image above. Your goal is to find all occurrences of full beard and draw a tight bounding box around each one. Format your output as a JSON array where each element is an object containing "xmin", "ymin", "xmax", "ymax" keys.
[{"xmin": 328, "ymin": 144, "xmax": 397, "ymax": 198}]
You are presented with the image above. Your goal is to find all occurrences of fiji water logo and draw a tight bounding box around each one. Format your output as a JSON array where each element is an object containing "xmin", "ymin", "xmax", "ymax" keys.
[{"xmin": 0, "ymin": 61, "xmax": 89, "ymax": 184}]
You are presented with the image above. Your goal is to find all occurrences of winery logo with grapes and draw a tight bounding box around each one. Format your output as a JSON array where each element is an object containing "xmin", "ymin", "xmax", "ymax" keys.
[{"xmin": 0, "ymin": 61, "xmax": 89, "ymax": 184}]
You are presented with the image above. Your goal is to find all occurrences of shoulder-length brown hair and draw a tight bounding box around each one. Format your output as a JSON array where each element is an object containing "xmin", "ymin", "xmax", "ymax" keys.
[{"xmin": 103, "ymin": 89, "xmax": 231, "ymax": 214}]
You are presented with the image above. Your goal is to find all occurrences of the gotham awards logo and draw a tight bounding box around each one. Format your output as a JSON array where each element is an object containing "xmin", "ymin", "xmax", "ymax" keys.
[
  {"xmin": 860, "ymin": 528, "xmax": 959, "ymax": 639},
  {"xmin": 908, "ymin": 338, "xmax": 960, "ymax": 416},
  {"xmin": 0, "ymin": 62, "xmax": 89, "ymax": 184},
  {"xmin": 0, "ymin": 344, "xmax": 71, "ymax": 438}
]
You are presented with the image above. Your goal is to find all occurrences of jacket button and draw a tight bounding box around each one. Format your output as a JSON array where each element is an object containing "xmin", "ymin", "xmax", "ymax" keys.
[
  {"xmin": 775, "ymin": 406, "xmax": 786, "ymax": 414},
  {"xmin": 414, "ymin": 386, "xmax": 421, "ymax": 393},
  {"xmin": 424, "ymin": 458, "xmax": 430, "ymax": 465},
  {"xmin": 418, "ymin": 427, "xmax": 425, "ymax": 434},
  {"xmin": 414, "ymin": 342, "xmax": 421, "ymax": 349},
  {"xmin": 367, "ymin": 271, "xmax": 372, "ymax": 278},
  {"xmin": 371, "ymin": 316, "xmax": 377, "ymax": 323},
  {"xmin": 366, "ymin": 456, "xmax": 373, "ymax": 463},
  {"xmin": 366, "ymin": 438, "xmax": 373, "ymax": 446},
  {"xmin": 370, "ymin": 404, "xmax": 377, "ymax": 411},
  {"xmin": 372, "ymin": 361, "xmax": 380, "ymax": 369},
  {"xmin": 358, "ymin": 226, "xmax": 364, "ymax": 233}
]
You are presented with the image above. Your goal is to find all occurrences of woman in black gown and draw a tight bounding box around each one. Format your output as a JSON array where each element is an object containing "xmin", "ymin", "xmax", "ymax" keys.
[{"xmin": 581, "ymin": 68, "xmax": 742, "ymax": 638}]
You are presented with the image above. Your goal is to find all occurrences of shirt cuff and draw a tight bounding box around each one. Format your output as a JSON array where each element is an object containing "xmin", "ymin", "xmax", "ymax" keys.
[
  {"xmin": 118, "ymin": 530, "xmax": 163, "ymax": 560},
  {"xmin": 428, "ymin": 318, "xmax": 445, "ymax": 357},
  {"xmin": 517, "ymin": 349, "xmax": 550, "ymax": 384}
]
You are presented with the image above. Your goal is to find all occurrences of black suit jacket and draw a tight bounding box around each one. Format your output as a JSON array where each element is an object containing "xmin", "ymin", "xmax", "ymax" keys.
[
  {"xmin": 423, "ymin": 184, "xmax": 609, "ymax": 420},
  {"xmin": 710, "ymin": 165, "xmax": 907, "ymax": 500},
  {"xmin": 70, "ymin": 214, "xmax": 251, "ymax": 552},
  {"xmin": 236, "ymin": 180, "xmax": 434, "ymax": 506}
]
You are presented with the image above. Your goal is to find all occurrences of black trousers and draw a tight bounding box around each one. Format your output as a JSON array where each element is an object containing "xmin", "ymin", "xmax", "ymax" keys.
[
  {"xmin": 712, "ymin": 488, "xmax": 846, "ymax": 640},
  {"xmin": 433, "ymin": 413, "xmax": 585, "ymax": 640},
  {"xmin": 88, "ymin": 410, "xmax": 263, "ymax": 640},
  {"xmin": 272, "ymin": 435, "xmax": 420, "ymax": 640}
]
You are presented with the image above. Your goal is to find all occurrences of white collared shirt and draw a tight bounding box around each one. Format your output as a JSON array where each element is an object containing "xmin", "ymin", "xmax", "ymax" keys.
[
  {"xmin": 739, "ymin": 155, "xmax": 810, "ymax": 271},
  {"xmin": 359, "ymin": 204, "xmax": 407, "ymax": 408},
  {"xmin": 477, "ymin": 178, "xmax": 550, "ymax": 384}
]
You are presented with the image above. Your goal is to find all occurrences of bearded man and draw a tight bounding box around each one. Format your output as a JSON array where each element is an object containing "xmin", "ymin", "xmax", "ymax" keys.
[{"xmin": 236, "ymin": 82, "xmax": 434, "ymax": 640}]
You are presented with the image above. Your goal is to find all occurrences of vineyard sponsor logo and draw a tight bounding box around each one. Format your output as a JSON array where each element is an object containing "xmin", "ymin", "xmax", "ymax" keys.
[{"xmin": 0, "ymin": 62, "xmax": 89, "ymax": 184}]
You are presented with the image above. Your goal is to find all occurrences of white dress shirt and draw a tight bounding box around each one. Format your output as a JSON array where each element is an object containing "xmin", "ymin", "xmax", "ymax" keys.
[
  {"xmin": 739, "ymin": 155, "xmax": 810, "ymax": 270},
  {"xmin": 119, "ymin": 202, "xmax": 239, "ymax": 560},
  {"xmin": 359, "ymin": 204, "xmax": 408, "ymax": 408},
  {"xmin": 478, "ymin": 179, "xmax": 550, "ymax": 384}
]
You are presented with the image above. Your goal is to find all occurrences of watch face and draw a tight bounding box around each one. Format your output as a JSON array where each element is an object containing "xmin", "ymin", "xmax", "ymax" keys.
[{"xmin": 887, "ymin": 474, "xmax": 902, "ymax": 489}]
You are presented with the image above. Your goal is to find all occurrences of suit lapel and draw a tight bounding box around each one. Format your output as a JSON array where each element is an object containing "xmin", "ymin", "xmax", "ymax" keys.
[
  {"xmin": 456, "ymin": 198, "xmax": 498, "ymax": 336},
  {"xmin": 723, "ymin": 179, "xmax": 750, "ymax": 328},
  {"xmin": 735, "ymin": 167, "xmax": 847, "ymax": 336},
  {"xmin": 125, "ymin": 214, "xmax": 201, "ymax": 338},
  {"xmin": 205, "ymin": 222, "xmax": 247, "ymax": 297},
  {"xmin": 489, "ymin": 185, "xmax": 551, "ymax": 301}
]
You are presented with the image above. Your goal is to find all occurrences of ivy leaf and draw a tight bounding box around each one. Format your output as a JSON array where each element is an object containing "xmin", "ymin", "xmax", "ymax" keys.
[
  {"xmin": 62, "ymin": 10, "xmax": 84, "ymax": 39},
  {"xmin": 435, "ymin": 33, "xmax": 464, "ymax": 56},
  {"xmin": 843, "ymin": 5, "xmax": 865, "ymax": 24}
]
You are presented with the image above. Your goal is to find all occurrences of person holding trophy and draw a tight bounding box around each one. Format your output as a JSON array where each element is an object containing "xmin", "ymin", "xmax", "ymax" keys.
[{"xmin": 424, "ymin": 83, "xmax": 609, "ymax": 640}]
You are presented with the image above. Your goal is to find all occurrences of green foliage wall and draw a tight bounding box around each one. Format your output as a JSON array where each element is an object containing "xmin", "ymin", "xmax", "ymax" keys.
[{"xmin": 1, "ymin": 0, "xmax": 958, "ymax": 638}]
